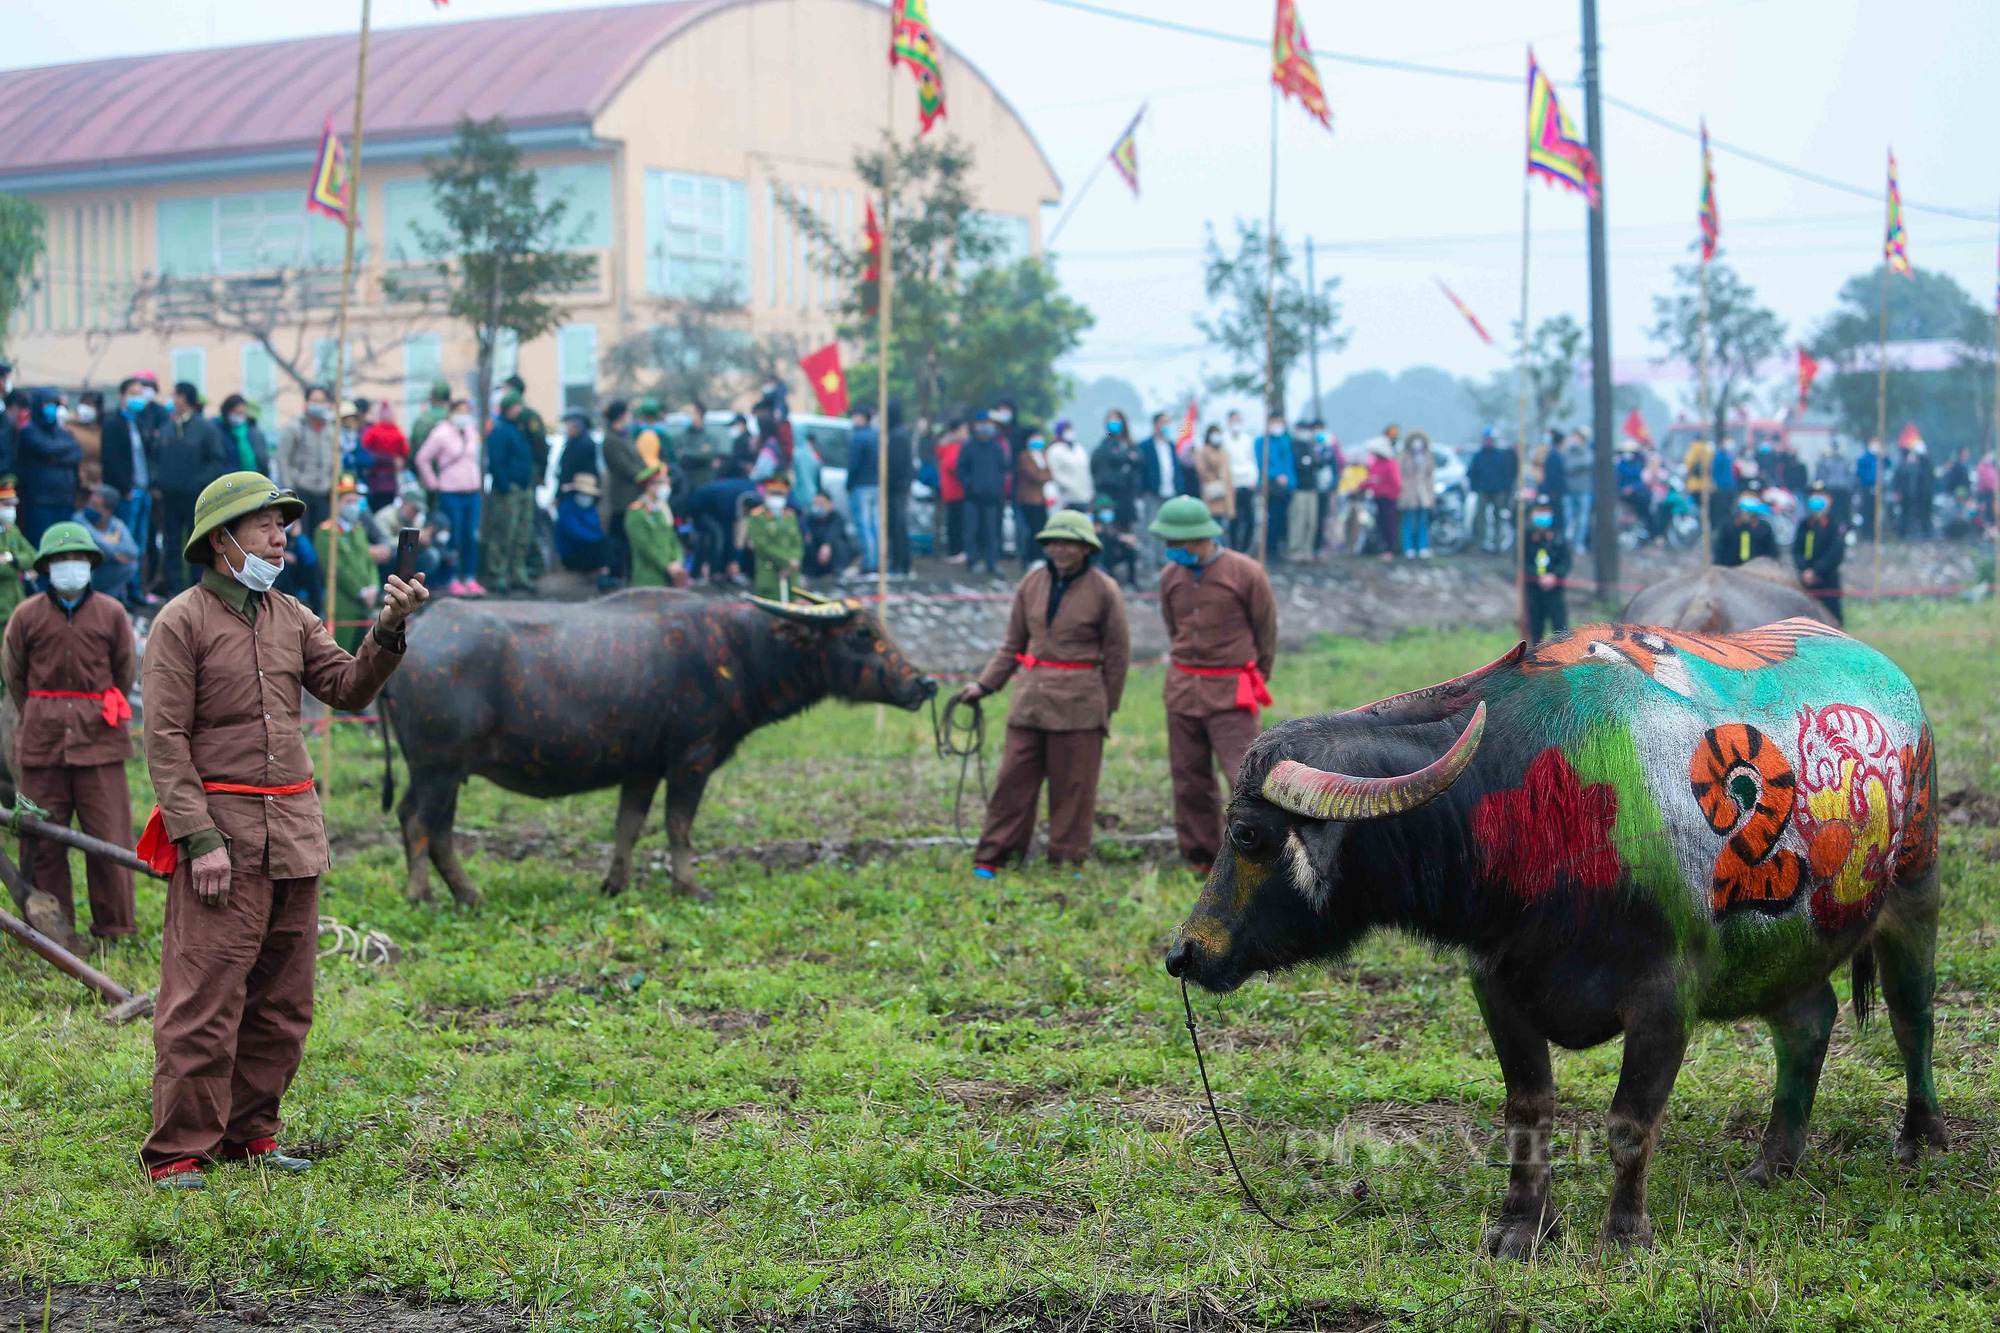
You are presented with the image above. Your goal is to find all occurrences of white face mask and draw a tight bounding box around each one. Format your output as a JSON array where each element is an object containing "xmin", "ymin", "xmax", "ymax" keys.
[
  {"xmin": 226, "ymin": 530, "xmax": 283, "ymax": 594},
  {"xmin": 339, "ymin": 500, "xmax": 363, "ymax": 524},
  {"xmin": 75, "ymin": 404, "xmax": 97, "ymax": 424},
  {"xmin": 0, "ymin": 506, "xmax": 15, "ymax": 528},
  {"xmin": 764, "ymin": 495, "xmax": 786, "ymax": 513},
  {"xmin": 47, "ymin": 559, "xmax": 92, "ymax": 594},
  {"xmin": 648, "ymin": 488, "xmax": 671, "ymax": 509},
  {"xmin": 452, "ymin": 414, "xmax": 475, "ymax": 432}
]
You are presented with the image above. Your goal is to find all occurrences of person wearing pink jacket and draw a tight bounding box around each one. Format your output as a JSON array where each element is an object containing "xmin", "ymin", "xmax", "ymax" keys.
[
  {"xmin": 1362, "ymin": 434, "xmax": 1404, "ymax": 559},
  {"xmin": 415, "ymin": 399, "xmax": 485, "ymax": 596}
]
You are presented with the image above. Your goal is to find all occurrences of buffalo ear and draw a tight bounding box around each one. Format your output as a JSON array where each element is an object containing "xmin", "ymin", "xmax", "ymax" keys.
[{"xmin": 748, "ymin": 595, "xmax": 856, "ymax": 626}]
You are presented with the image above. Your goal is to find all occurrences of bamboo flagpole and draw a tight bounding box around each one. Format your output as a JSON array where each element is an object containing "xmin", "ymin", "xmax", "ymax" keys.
[
  {"xmin": 1874, "ymin": 254, "xmax": 1888, "ymax": 597},
  {"xmin": 1992, "ymin": 192, "xmax": 1998, "ymax": 624},
  {"xmin": 1515, "ymin": 164, "xmax": 1532, "ymax": 642},
  {"xmin": 1259, "ymin": 81, "xmax": 1278, "ymax": 566},
  {"xmin": 875, "ymin": 21, "xmax": 894, "ymax": 736},
  {"xmin": 1698, "ymin": 259, "xmax": 1711, "ymax": 561},
  {"xmin": 320, "ymin": 0, "xmax": 371, "ymax": 791}
]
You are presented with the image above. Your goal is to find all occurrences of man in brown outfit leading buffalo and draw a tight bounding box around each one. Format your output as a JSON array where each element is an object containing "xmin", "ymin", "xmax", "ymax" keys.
[
  {"xmin": 956, "ymin": 509, "xmax": 1129, "ymax": 876},
  {"xmin": 136, "ymin": 471, "xmax": 427, "ymax": 1190},
  {"xmin": 1149, "ymin": 495, "xmax": 1278, "ymax": 874},
  {"xmin": 2, "ymin": 521, "xmax": 138, "ymax": 950}
]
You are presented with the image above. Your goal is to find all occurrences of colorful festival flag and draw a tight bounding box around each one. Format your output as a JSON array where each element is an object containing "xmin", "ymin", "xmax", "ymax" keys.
[
  {"xmin": 799, "ymin": 343, "xmax": 849, "ymax": 418},
  {"xmin": 1698, "ymin": 118, "xmax": 1719, "ymax": 262},
  {"xmin": 1174, "ymin": 399, "xmax": 1198, "ymax": 453},
  {"xmin": 1897, "ymin": 421, "xmax": 1922, "ymax": 449},
  {"xmin": 1109, "ymin": 104, "xmax": 1145, "ymax": 196},
  {"xmin": 305, "ymin": 119, "xmax": 350, "ymax": 225},
  {"xmin": 861, "ymin": 200, "xmax": 883, "ymax": 314},
  {"xmin": 1434, "ymin": 279, "xmax": 1495, "ymax": 346},
  {"xmin": 890, "ymin": 0, "xmax": 946, "ymax": 134},
  {"xmin": 1796, "ymin": 346, "xmax": 1819, "ymax": 412},
  {"xmin": 1525, "ymin": 50, "xmax": 1600, "ymax": 207},
  {"xmin": 1622, "ymin": 408, "xmax": 1652, "ymax": 447},
  {"xmin": 1885, "ymin": 150, "xmax": 1912, "ymax": 278},
  {"xmin": 1272, "ymin": 0, "xmax": 1332, "ymax": 131}
]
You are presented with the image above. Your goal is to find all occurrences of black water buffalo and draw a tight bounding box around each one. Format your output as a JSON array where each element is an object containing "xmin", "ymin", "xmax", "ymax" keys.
[
  {"xmin": 1166, "ymin": 625, "xmax": 1942, "ymax": 1255},
  {"xmin": 382, "ymin": 589, "xmax": 934, "ymax": 905},
  {"xmin": 1622, "ymin": 557, "xmax": 1835, "ymax": 632}
]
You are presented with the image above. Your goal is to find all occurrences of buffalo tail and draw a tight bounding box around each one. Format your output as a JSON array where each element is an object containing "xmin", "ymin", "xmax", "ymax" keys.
[
  {"xmin": 379, "ymin": 688, "xmax": 398, "ymax": 815},
  {"xmin": 1850, "ymin": 943, "xmax": 1877, "ymax": 1029}
]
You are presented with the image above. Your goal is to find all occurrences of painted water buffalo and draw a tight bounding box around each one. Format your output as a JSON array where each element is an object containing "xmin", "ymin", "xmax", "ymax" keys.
[
  {"xmin": 382, "ymin": 589, "xmax": 934, "ymax": 905},
  {"xmin": 1166, "ymin": 618, "xmax": 1941, "ymax": 1255},
  {"xmin": 1622, "ymin": 557, "xmax": 1835, "ymax": 632}
]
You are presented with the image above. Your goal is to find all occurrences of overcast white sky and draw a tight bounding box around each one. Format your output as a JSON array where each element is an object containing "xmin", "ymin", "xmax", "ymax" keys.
[{"xmin": 10, "ymin": 0, "xmax": 1999, "ymax": 417}]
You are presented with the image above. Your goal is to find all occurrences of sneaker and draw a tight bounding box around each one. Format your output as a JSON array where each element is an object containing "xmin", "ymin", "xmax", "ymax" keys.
[
  {"xmin": 445, "ymin": 578, "xmax": 467, "ymax": 596},
  {"xmin": 462, "ymin": 579, "xmax": 488, "ymax": 597},
  {"xmin": 224, "ymin": 1137, "xmax": 312, "ymax": 1173},
  {"xmin": 151, "ymin": 1160, "xmax": 206, "ymax": 1191}
]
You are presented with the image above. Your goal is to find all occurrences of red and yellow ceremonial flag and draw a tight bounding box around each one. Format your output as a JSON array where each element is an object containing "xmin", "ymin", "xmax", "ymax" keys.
[
  {"xmin": 861, "ymin": 200, "xmax": 884, "ymax": 314},
  {"xmin": 305, "ymin": 119, "xmax": 350, "ymax": 225},
  {"xmin": 891, "ymin": 0, "xmax": 946, "ymax": 134},
  {"xmin": 1526, "ymin": 50, "xmax": 1600, "ymax": 207},
  {"xmin": 1110, "ymin": 104, "xmax": 1145, "ymax": 196},
  {"xmin": 1174, "ymin": 399, "xmax": 1198, "ymax": 453},
  {"xmin": 1435, "ymin": 278, "xmax": 1495, "ymax": 346},
  {"xmin": 1796, "ymin": 346, "xmax": 1819, "ymax": 412},
  {"xmin": 1272, "ymin": 0, "xmax": 1332, "ymax": 131},
  {"xmin": 799, "ymin": 343, "xmax": 849, "ymax": 418},
  {"xmin": 1885, "ymin": 150, "xmax": 1912, "ymax": 278},
  {"xmin": 1622, "ymin": 408, "xmax": 1652, "ymax": 447},
  {"xmin": 1698, "ymin": 118, "xmax": 1719, "ymax": 261}
]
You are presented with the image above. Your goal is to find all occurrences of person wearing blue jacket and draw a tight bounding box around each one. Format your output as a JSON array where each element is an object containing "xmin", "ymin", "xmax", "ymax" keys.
[
  {"xmin": 844, "ymin": 405, "xmax": 880, "ymax": 575},
  {"xmin": 18, "ymin": 388, "xmax": 83, "ymax": 543},
  {"xmin": 482, "ymin": 393, "xmax": 537, "ymax": 593},
  {"xmin": 1253, "ymin": 413, "xmax": 1295, "ymax": 562}
]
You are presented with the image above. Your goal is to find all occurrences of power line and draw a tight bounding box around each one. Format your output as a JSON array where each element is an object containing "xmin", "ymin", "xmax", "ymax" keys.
[{"xmin": 1028, "ymin": 0, "xmax": 1999, "ymax": 225}]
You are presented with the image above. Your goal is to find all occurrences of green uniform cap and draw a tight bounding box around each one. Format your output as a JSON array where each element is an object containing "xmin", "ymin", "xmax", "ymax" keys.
[
  {"xmin": 1035, "ymin": 508, "xmax": 1102, "ymax": 551},
  {"xmin": 430, "ymin": 379, "xmax": 452, "ymax": 399},
  {"xmin": 499, "ymin": 391, "xmax": 524, "ymax": 411},
  {"xmin": 185, "ymin": 471, "xmax": 306, "ymax": 563},
  {"xmin": 636, "ymin": 397, "xmax": 664, "ymax": 417},
  {"xmin": 34, "ymin": 521, "xmax": 104, "ymax": 571},
  {"xmin": 1147, "ymin": 494, "xmax": 1224, "ymax": 541}
]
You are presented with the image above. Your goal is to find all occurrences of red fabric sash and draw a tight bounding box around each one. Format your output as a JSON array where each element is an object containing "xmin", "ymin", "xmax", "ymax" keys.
[
  {"xmin": 136, "ymin": 779, "xmax": 317, "ymax": 876},
  {"xmin": 29, "ymin": 686, "xmax": 131, "ymax": 729},
  {"xmin": 1015, "ymin": 653, "xmax": 1096, "ymax": 670},
  {"xmin": 1172, "ymin": 659, "xmax": 1273, "ymax": 713}
]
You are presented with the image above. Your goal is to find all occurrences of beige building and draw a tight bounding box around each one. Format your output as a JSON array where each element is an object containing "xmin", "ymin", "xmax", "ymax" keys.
[{"xmin": 0, "ymin": 0, "xmax": 1058, "ymax": 429}]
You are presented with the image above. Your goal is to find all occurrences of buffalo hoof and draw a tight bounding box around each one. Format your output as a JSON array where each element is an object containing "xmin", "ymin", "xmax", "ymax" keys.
[
  {"xmin": 597, "ymin": 877, "xmax": 628, "ymax": 898},
  {"xmin": 448, "ymin": 887, "xmax": 485, "ymax": 909},
  {"xmin": 1598, "ymin": 1213, "xmax": 1655, "ymax": 1251},
  {"xmin": 1483, "ymin": 1210, "xmax": 1558, "ymax": 1260},
  {"xmin": 1896, "ymin": 1116, "xmax": 1950, "ymax": 1168},
  {"xmin": 672, "ymin": 882, "xmax": 715, "ymax": 904},
  {"xmin": 1745, "ymin": 1145, "xmax": 1802, "ymax": 1186}
]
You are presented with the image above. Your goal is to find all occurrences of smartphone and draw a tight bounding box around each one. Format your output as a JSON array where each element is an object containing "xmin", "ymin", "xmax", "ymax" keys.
[{"xmin": 395, "ymin": 528, "xmax": 420, "ymax": 582}]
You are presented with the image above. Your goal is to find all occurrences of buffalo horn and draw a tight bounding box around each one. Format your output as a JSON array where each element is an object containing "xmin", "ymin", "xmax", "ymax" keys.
[
  {"xmin": 792, "ymin": 587, "xmax": 834, "ymax": 605},
  {"xmin": 748, "ymin": 594, "xmax": 856, "ymax": 625},
  {"xmin": 1262, "ymin": 702, "xmax": 1487, "ymax": 821},
  {"xmin": 1342, "ymin": 643, "xmax": 1524, "ymax": 724}
]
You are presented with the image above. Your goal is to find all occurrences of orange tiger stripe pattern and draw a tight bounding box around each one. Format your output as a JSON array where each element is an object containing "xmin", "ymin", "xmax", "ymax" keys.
[
  {"xmin": 1894, "ymin": 725, "xmax": 1936, "ymax": 882},
  {"xmin": 1689, "ymin": 723, "xmax": 1804, "ymax": 915},
  {"xmin": 1526, "ymin": 617, "xmax": 1846, "ymax": 677}
]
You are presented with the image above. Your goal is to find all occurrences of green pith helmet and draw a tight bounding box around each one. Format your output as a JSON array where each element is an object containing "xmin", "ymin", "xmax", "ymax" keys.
[
  {"xmin": 1148, "ymin": 494, "xmax": 1224, "ymax": 541},
  {"xmin": 34, "ymin": 521, "xmax": 103, "ymax": 572},
  {"xmin": 636, "ymin": 397, "xmax": 664, "ymax": 418},
  {"xmin": 184, "ymin": 472, "xmax": 305, "ymax": 563},
  {"xmin": 430, "ymin": 379, "xmax": 451, "ymax": 400},
  {"xmin": 1035, "ymin": 508, "xmax": 1102, "ymax": 551}
]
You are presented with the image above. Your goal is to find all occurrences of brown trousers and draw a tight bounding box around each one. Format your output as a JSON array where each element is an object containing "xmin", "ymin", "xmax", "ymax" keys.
[
  {"xmin": 973, "ymin": 726, "xmax": 1105, "ymax": 866},
  {"xmin": 18, "ymin": 762, "xmax": 135, "ymax": 938},
  {"xmin": 142, "ymin": 865, "xmax": 319, "ymax": 1170},
  {"xmin": 1167, "ymin": 708, "xmax": 1263, "ymax": 863}
]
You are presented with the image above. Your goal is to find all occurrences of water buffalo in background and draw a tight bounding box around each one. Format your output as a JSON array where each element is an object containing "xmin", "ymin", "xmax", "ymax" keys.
[
  {"xmin": 382, "ymin": 589, "xmax": 935, "ymax": 905},
  {"xmin": 1622, "ymin": 557, "xmax": 1835, "ymax": 632},
  {"xmin": 1167, "ymin": 620, "xmax": 1941, "ymax": 1255}
]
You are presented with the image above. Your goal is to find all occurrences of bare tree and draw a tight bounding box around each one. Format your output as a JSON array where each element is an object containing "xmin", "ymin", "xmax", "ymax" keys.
[{"xmin": 602, "ymin": 290, "xmax": 756, "ymax": 419}]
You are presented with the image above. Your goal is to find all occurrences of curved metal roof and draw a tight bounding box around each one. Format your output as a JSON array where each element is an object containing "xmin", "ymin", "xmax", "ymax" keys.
[{"xmin": 0, "ymin": 0, "xmax": 723, "ymax": 180}]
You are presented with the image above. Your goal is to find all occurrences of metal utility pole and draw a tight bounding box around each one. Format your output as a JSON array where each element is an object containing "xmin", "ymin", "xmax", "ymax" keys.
[{"xmin": 1580, "ymin": 0, "xmax": 1617, "ymax": 597}]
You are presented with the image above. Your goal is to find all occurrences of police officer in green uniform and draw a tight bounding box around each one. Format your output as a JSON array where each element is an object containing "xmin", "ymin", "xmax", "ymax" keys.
[
  {"xmin": 312, "ymin": 476, "xmax": 378, "ymax": 653},
  {"xmin": 626, "ymin": 464, "xmax": 687, "ymax": 589},
  {"xmin": 743, "ymin": 476, "xmax": 803, "ymax": 600},
  {"xmin": 0, "ymin": 481, "xmax": 41, "ymax": 638},
  {"xmin": 1521, "ymin": 492, "xmax": 1571, "ymax": 644}
]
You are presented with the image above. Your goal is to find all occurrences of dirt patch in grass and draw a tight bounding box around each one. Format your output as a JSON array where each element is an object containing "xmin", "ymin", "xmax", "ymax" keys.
[
  {"xmin": 689, "ymin": 1101, "xmax": 795, "ymax": 1141},
  {"xmin": 417, "ymin": 978, "xmax": 582, "ymax": 1028},
  {"xmin": 671, "ymin": 1006, "xmax": 773, "ymax": 1037},
  {"xmin": 726, "ymin": 1286, "xmax": 1381, "ymax": 1332},
  {"xmin": 1942, "ymin": 787, "xmax": 2000, "ymax": 827},
  {"xmin": 932, "ymin": 1076, "xmax": 1046, "ymax": 1110},
  {"xmin": 940, "ymin": 1193, "xmax": 1098, "ymax": 1235},
  {"xmin": 0, "ymin": 1280, "xmax": 516, "ymax": 1332}
]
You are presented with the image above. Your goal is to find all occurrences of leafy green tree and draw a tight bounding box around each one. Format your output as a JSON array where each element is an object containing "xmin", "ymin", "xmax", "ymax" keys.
[
  {"xmin": 787, "ymin": 136, "xmax": 1092, "ymax": 426},
  {"xmin": 602, "ymin": 289, "xmax": 753, "ymax": 421},
  {"xmin": 1195, "ymin": 220, "xmax": 1344, "ymax": 418},
  {"xmin": 1648, "ymin": 260, "xmax": 1786, "ymax": 444},
  {"xmin": 0, "ymin": 194, "xmax": 46, "ymax": 349},
  {"xmin": 1521, "ymin": 313, "xmax": 1587, "ymax": 440},
  {"xmin": 393, "ymin": 116, "xmax": 595, "ymax": 425},
  {"xmin": 1808, "ymin": 264, "xmax": 1992, "ymax": 449}
]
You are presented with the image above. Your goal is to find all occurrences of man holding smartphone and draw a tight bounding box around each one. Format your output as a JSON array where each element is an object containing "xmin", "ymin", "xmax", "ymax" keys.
[{"xmin": 137, "ymin": 471, "xmax": 427, "ymax": 1189}]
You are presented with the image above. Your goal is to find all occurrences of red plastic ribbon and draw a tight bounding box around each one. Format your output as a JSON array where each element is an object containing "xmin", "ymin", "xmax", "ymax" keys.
[
  {"xmin": 136, "ymin": 779, "xmax": 317, "ymax": 876},
  {"xmin": 1173, "ymin": 660, "xmax": 1273, "ymax": 713},
  {"xmin": 1015, "ymin": 653, "xmax": 1096, "ymax": 670},
  {"xmin": 29, "ymin": 686, "xmax": 131, "ymax": 729}
]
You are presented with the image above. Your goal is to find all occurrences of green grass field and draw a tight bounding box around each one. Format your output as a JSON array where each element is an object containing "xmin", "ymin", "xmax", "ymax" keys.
[{"xmin": 2, "ymin": 601, "xmax": 1997, "ymax": 1331}]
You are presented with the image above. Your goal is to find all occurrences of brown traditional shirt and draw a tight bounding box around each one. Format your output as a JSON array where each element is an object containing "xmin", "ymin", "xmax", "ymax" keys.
[
  {"xmin": 2, "ymin": 589, "xmax": 137, "ymax": 767},
  {"xmin": 141, "ymin": 569, "xmax": 403, "ymax": 876},
  {"xmin": 976, "ymin": 564, "xmax": 1129, "ymax": 733},
  {"xmin": 1158, "ymin": 548, "xmax": 1278, "ymax": 718}
]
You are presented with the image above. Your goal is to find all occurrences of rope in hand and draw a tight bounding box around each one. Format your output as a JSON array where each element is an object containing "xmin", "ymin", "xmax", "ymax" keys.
[
  {"xmin": 1182, "ymin": 978, "xmax": 1366, "ymax": 1235},
  {"xmin": 930, "ymin": 688, "xmax": 988, "ymax": 848},
  {"xmin": 316, "ymin": 916, "xmax": 401, "ymax": 967}
]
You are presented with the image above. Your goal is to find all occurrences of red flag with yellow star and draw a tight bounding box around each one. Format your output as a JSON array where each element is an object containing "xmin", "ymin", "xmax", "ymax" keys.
[{"xmin": 800, "ymin": 343, "xmax": 849, "ymax": 417}]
